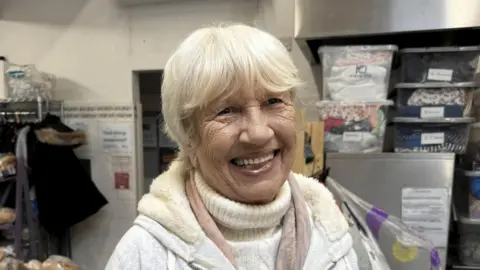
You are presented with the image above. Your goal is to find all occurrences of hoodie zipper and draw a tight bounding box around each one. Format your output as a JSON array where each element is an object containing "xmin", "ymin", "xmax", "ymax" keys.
[{"xmin": 326, "ymin": 262, "xmax": 337, "ymax": 270}]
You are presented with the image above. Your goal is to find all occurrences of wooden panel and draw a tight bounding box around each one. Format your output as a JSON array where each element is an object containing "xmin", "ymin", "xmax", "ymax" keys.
[
  {"xmin": 292, "ymin": 110, "xmax": 306, "ymax": 174},
  {"xmin": 292, "ymin": 109, "xmax": 324, "ymax": 176}
]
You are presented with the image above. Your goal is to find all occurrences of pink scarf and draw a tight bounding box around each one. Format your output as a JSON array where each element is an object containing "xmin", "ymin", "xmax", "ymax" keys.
[{"xmin": 185, "ymin": 173, "xmax": 311, "ymax": 270}]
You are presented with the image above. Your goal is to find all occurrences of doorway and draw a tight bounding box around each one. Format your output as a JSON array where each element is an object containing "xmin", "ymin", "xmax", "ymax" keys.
[{"xmin": 135, "ymin": 70, "xmax": 177, "ymax": 196}]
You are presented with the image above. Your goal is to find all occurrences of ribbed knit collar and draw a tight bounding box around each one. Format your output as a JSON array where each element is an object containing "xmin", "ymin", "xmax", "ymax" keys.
[{"xmin": 194, "ymin": 172, "xmax": 291, "ymax": 242}]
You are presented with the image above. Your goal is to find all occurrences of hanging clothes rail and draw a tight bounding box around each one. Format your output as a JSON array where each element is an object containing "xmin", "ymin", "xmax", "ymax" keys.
[
  {"xmin": 0, "ymin": 97, "xmax": 63, "ymax": 122},
  {"xmin": 0, "ymin": 97, "xmax": 63, "ymax": 261}
]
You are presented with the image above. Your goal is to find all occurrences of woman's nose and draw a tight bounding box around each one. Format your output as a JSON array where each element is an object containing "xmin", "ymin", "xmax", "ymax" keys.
[{"xmin": 238, "ymin": 110, "xmax": 274, "ymax": 146}]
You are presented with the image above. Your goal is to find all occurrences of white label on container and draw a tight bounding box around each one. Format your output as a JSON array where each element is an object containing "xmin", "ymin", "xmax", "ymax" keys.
[
  {"xmin": 420, "ymin": 107, "xmax": 444, "ymax": 118},
  {"xmin": 401, "ymin": 188, "xmax": 450, "ymax": 247},
  {"xmin": 421, "ymin": 132, "xmax": 444, "ymax": 145},
  {"xmin": 427, "ymin": 68, "xmax": 453, "ymax": 81},
  {"xmin": 343, "ymin": 132, "xmax": 362, "ymax": 142}
]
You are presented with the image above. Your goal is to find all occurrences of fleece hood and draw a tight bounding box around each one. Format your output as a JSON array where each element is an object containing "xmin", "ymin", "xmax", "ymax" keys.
[{"xmin": 136, "ymin": 161, "xmax": 350, "ymax": 263}]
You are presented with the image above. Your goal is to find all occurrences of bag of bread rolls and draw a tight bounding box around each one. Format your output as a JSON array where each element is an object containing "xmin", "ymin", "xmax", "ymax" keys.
[
  {"xmin": 24, "ymin": 260, "xmax": 41, "ymax": 270},
  {"xmin": 0, "ymin": 154, "xmax": 16, "ymax": 177},
  {"xmin": 0, "ymin": 208, "xmax": 15, "ymax": 225},
  {"xmin": 41, "ymin": 255, "xmax": 79, "ymax": 270},
  {"xmin": 0, "ymin": 257, "xmax": 29, "ymax": 270},
  {"xmin": 0, "ymin": 246, "xmax": 16, "ymax": 262}
]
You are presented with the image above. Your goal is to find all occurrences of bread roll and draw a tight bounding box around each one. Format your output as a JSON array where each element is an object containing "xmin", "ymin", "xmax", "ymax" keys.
[
  {"xmin": 24, "ymin": 260, "xmax": 41, "ymax": 270},
  {"xmin": 0, "ymin": 208, "xmax": 15, "ymax": 225},
  {"xmin": 0, "ymin": 257, "xmax": 28, "ymax": 270},
  {"xmin": 41, "ymin": 255, "xmax": 79, "ymax": 270}
]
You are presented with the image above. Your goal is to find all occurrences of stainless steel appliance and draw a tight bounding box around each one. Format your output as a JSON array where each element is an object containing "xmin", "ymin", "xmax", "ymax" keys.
[{"xmin": 326, "ymin": 153, "xmax": 455, "ymax": 270}]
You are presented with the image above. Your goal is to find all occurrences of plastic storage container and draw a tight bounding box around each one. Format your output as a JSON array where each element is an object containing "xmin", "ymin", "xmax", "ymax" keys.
[
  {"xmin": 393, "ymin": 117, "xmax": 474, "ymax": 153},
  {"xmin": 395, "ymin": 83, "xmax": 476, "ymax": 118},
  {"xmin": 319, "ymin": 45, "xmax": 398, "ymax": 101},
  {"xmin": 465, "ymin": 171, "xmax": 480, "ymax": 219},
  {"xmin": 463, "ymin": 124, "xmax": 480, "ymax": 171},
  {"xmin": 316, "ymin": 100, "xmax": 393, "ymax": 153},
  {"xmin": 458, "ymin": 216, "xmax": 480, "ymax": 266},
  {"xmin": 400, "ymin": 46, "xmax": 480, "ymax": 83}
]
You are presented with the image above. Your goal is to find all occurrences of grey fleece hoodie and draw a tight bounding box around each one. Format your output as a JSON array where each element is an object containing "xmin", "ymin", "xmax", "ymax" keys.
[{"xmin": 106, "ymin": 162, "xmax": 374, "ymax": 269}]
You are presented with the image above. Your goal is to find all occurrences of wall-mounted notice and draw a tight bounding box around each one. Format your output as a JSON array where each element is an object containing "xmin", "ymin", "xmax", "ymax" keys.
[
  {"xmin": 401, "ymin": 187, "xmax": 450, "ymax": 247},
  {"xmin": 100, "ymin": 123, "xmax": 133, "ymax": 153},
  {"xmin": 111, "ymin": 156, "xmax": 132, "ymax": 190},
  {"xmin": 65, "ymin": 119, "xmax": 92, "ymax": 157}
]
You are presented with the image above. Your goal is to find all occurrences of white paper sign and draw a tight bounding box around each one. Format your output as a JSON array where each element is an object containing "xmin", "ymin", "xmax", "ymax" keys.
[
  {"xmin": 342, "ymin": 132, "xmax": 363, "ymax": 142},
  {"xmin": 401, "ymin": 188, "xmax": 450, "ymax": 247},
  {"xmin": 65, "ymin": 119, "xmax": 92, "ymax": 157},
  {"xmin": 427, "ymin": 68, "xmax": 453, "ymax": 81},
  {"xmin": 421, "ymin": 132, "xmax": 444, "ymax": 145},
  {"xmin": 68, "ymin": 121, "xmax": 88, "ymax": 132},
  {"xmin": 420, "ymin": 107, "xmax": 444, "ymax": 118},
  {"xmin": 100, "ymin": 123, "xmax": 133, "ymax": 153}
]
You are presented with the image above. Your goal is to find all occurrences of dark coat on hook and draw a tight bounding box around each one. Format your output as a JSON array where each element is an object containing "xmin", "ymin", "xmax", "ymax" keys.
[{"xmin": 26, "ymin": 114, "xmax": 108, "ymax": 233}]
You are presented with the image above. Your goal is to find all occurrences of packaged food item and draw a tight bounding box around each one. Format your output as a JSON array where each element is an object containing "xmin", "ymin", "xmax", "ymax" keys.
[
  {"xmin": 24, "ymin": 260, "xmax": 41, "ymax": 270},
  {"xmin": 41, "ymin": 255, "xmax": 79, "ymax": 270},
  {"xmin": 319, "ymin": 45, "xmax": 397, "ymax": 101},
  {"xmin": 0, "ymin": 154, "xmax": 16, "ymax": 179},
  {"xmin": 0, "ymin": 208, "xmax": 15, "ymax": 225},
  {"xmin": 317, "ymin": 100, "xmax": 393, "ymax": 153},
  {"xmin": 5, "ymin": 63, "xmax": 55, "ymax": 99},
  {"xmin": 0, "ymin": 257, "xmax": 28, "ymax": 270}
]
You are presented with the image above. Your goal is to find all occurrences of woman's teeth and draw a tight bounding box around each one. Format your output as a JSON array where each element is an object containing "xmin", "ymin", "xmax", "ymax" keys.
[{"xmin": 232, "ymin": 153, "xmax": 274, "ymax": 167}]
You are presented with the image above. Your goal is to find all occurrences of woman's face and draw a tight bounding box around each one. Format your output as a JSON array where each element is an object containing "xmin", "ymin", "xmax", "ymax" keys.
[{"xmin": 193, "ymin": 88, "xmax": 297, "ymax": 204}]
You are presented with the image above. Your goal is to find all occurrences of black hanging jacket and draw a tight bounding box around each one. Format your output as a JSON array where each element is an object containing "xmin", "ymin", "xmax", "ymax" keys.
[{"xmin": 27, "ymin": 114, "xmax": 108, "ymax": 233}]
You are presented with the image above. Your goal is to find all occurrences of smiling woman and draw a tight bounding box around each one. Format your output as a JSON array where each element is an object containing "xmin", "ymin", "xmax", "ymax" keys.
[{"xmin": 106, "ymin": 23, "xmax": 368, "ymax": 270}]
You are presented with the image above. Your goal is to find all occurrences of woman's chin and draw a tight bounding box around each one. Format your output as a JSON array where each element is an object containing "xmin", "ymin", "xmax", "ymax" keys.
[{"xmin": 227, "ymin": 154, "xmax": 286, "ymax": 203}]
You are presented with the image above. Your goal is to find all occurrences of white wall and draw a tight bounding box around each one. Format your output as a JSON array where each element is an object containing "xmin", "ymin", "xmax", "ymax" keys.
[
  {"xmin": 0, "ymin": 0, "xmax": 132, "ymax": 102},
  {"xmin": 0, "ymin": 0, "xmax": 318, "ymax": 269},
  {"xmin": 128, "ymin": 0, "xmax": 259, "ymax": 70},
  {"xmin": 0, "ymin": 1, "xmax": 136, "ymax": 269}
]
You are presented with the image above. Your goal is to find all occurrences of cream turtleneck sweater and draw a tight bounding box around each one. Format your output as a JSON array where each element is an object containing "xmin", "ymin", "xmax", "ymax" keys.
[{"xmin": 195, "ymin": 175, "xmax": 292, "ymax": 269}]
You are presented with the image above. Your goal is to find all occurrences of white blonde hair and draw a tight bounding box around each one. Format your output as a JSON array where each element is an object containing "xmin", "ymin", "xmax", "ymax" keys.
[{"xmin": 161, "ymin": 23, "xmax": 303, "ymax": 166}]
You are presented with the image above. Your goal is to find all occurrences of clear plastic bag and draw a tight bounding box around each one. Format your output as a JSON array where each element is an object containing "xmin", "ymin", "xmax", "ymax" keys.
[
  {"xmin": 5, "ymin": 63, "xmax": 55, "ymax": 99},
  {"xmin": 41, "ymin": 255, "xmax": 79, "ymax": 270},
  {"xmin": 24, "ymin": 260, "xmax": 41, "ymax": 270},
  {"xmin": 325, "ymin": 177, "xmax": 442, "ymax": 270},
  {"xmin": 0, "ymin": 246, "xmax": 27, "ymax": 270},
  {"xmin": 319, "ymin": 45, "xmax": 397, "ymax": 101}
]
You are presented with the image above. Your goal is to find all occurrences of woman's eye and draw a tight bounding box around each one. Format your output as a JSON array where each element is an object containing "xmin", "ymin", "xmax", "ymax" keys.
[
  {"xmin": 217, "ymin": 107, "xmax": 233, "ymax": 115},
  {"xmin": 266, "ymin": 98, "xmax": 282, "ymax": 105}
]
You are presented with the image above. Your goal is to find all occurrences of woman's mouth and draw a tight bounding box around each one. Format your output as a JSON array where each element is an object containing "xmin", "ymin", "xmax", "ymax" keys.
[{"xmin": 230, "ymin": 149, "xmax": 280, "ymax": 170}]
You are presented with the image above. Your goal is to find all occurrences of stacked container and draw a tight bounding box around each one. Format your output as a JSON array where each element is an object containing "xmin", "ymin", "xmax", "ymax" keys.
[
  {"xmin": 316, "ymin": 45, "xmax": 397, "ymax": 153},
  {"xmin": 456, "ymin": 169, "xmax": 480, "ymax": 267},
  {"xmin": 393, "ymin": 47, "xmax": 479, "ymax": 154},
  {"xmin": 393, "ymin": 46, "xmax": 480, "ymax": 267}
]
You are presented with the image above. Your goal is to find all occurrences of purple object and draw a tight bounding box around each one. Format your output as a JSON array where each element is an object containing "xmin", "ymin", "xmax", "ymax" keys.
[
  {"xmin": 366, "ymin": 207, "xmax": 388, "ymax": 240},
  {"xmin": 430, "ymin": 249, "xmax": 441, "ymax": 267}
]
